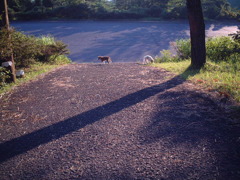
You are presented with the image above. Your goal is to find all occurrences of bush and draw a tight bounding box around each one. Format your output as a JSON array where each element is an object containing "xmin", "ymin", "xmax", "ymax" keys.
[
  {"xmin": 11, "ymin": 31, "xmax": 39, "ymax": 67},
  {"xmin": 174, "ymin": 39, "xmax": 191, "ymax": 59},
  {"xmin": 0, "ymin": 67, "xmax": 10, "ymax": 87},
  {"xmin": 36, "ymin": 36, "xmax": 69, "ymax": 63},
  {"xmin": 162, "ymin": 35, "xmax": 240, "ymax": 63},
  {"xmin": 51, "ymin": 55, "xmax": 71, "ymax": 65},
  {"xmin": 52, "ymin": 3, "xmax": 92, "ymax": 19},
  {"xmin": 0, "ymin": 28, "xmax": 40, "ymax": 67},
  {"xmin": 0, "ymin": 28, "xmax": 70, "ymax": 68},
  {"xmin": 157, "ymin": 40, "xmax": 191, "ymax": 63},
  {"xmin": 146, "ymin": 6, "xmax": 162, "ymax": 17},
  {"xmin": 206, "ymin": 36, "xmax": 239, "ymax": 62},
  {"xmin": 156, "ymin": 50, "xmax": 179, "ymax": 63}
]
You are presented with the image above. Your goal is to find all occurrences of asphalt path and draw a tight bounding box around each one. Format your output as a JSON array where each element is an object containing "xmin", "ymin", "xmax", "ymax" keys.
[
  {"xmin": 12, "ymin": 20, "xmax": 239, "ymax": 63},
  {"xmin": 0, "ymin": 63, "xmax": 240, "ymax": 179}
]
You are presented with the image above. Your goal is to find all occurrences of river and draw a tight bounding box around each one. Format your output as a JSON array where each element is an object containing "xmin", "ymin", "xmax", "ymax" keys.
[{"xmin": 12, "ymin": 20, "xmax": 239, "ymax": 63}]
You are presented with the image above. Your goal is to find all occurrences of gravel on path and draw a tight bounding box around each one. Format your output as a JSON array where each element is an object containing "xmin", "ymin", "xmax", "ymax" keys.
[{"xmin": 0, "ymin": 63, "xmax": 240, "ymax": 180}]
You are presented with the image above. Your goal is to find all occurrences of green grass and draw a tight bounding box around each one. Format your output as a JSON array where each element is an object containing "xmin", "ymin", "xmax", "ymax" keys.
[
  {"xmin": 152, "ymin": 60, "xmax": 240, "ymax": 102},
  {"xmin": 0, "ymin": 62, "xmax": 69, "ymax": 97},
  {"xmin": 39, "ymin": 35, "xmax": 56, "ymax": 45}
]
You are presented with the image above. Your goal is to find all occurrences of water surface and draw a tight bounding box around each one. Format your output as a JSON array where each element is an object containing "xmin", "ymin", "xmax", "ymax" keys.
[{"xmin": 12, "ymin": 20, "xmax": 239, "ymax": 63}]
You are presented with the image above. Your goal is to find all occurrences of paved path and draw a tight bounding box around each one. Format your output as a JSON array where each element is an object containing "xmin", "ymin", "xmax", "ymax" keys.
[{"xmin": 0, "ymin": 63, "xmax": 240, "ymax": 179}]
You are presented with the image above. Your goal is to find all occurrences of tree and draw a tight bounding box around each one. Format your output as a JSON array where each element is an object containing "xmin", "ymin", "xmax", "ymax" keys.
[
  {"xmin": 43, "ymin": 0, "xmax": 53, "ymax": 8},
  {"xmin": 35, "ymin": 0, "xmax": 42, "ymax": 6},
  {"xmin": 0, "ymin": 0, "xmax": 17, "ymax": 82},
  {"xmin": 186, "ymin": 0, "xmax": 206, "ymax": 69}
]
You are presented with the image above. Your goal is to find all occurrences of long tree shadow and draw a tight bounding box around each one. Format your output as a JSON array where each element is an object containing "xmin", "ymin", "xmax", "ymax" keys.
[
  {"xmin": 138, "ymin": 67, "xmax": 240, "ymax": 179},
  {"xmin": 0, "ymin": 65, "xmax": 200, "ymax": 163}
]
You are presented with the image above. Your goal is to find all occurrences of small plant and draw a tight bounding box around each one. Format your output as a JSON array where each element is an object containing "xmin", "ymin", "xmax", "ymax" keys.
[
  {"xmin": 229, "ymin": 30, "xmax": 240, "ymax": 42},
  {"xmin": 0, "ymin": 67, "xmax": 10, "ymax": 87},
  {"xmin": 156, "ymin": 49, "xmax": 179, "ymax": 63},
  {"xmin": 36, "ymin": 36, "xmax": 69, "ymax": 63},
  {"xmin": 175, "ymin": 39, "xmax": 191, "ymax": 60}
]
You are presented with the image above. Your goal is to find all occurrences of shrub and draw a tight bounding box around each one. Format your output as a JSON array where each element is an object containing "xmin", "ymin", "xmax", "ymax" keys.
[
  {"xmin": 146, "ymin": 6, "xmax": 162, "ymax": 17},
  {"xmin": 11, "ymin": 31, "xmax": 39, "ymax": 67},
  {"xmin": 36, "ymin": 36, "xmax": 69, "ymax": 63},
  {"xmin": 174, "ymin": 39, "xmax": 191, "ymax": 59},
  {"xmin": 0, "ymin": 29, "xmax": 70, "ymax": 68},
  {"xmin": 51, "ymin": 55, "xmax": 71, "ymax": 65},
  {"xmin": 52, "ymin": 3, "xmax": 92, "ymax": 19},
  {"xmin": 0, "ymin": 67, "xmax": 10, "ymax": 87},
  {"xmin": 206, "ymin": 36, "xmax": 239, "ymax": 62},
  {"xmin": 0, "ymin": 28, "xmax": 40, "ymax": 67},
  {"xmin": 165, "ymin": 36, "xmax": 240, "ymax": 63},
  {"xmin": 156, "ymin": 50, "xmax": 180, "ymax": 63},
  {"xmin": 229, "ymin": 30, "xmax": 240, "ymax": 42},
  {"xmin": 0, "ymin": 29, "xmax": 13, "ymax": 62}
]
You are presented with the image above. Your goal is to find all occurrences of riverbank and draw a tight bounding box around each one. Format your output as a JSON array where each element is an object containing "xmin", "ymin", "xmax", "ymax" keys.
[{"xmin": 0, "ymin": 63, "xmax": 70, "ymax": 98}]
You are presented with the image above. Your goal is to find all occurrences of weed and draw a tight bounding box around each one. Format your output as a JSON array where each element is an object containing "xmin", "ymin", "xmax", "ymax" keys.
[
  {"xmin": 0, "ymin": 63, "xmax": 69, "ymax": 96},
  {"xmin": 153, "ymin": 60, "xmax": 240, "ymax": 102}
]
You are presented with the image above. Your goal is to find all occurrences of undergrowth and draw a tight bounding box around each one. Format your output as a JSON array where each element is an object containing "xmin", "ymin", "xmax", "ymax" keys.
[
  {"xmin": 0, "ymin": 62, "xmax": 69, "ymax": 97},
  {"xmin": 0, "ymin": 28, "xmax": 71, "ymax": 94},
  {"xmin": 153, "ymin": 61, "xmax": 240, "ymax": 102},
  {"xmin": 154, "ymin": 34, "xmax": 240, "ymax": 103}
]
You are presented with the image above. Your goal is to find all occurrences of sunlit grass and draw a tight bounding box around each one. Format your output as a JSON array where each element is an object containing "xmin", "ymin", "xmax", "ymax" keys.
[
  {"xmin": 39, "ymin": 35, "xmax": 56, "ymax": 45},
  {"xmin": 152, "ymin": 60, "xmax": 240, "ymax": 102},
  {"xmin": 0, "ymin": 62, "xmax": 69, "ymax": 97}
]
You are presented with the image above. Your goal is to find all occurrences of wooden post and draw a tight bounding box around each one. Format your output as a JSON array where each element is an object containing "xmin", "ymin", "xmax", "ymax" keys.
[{"xmin": 4, "ymin": 0, "xmax": 16, "ymax": 83}]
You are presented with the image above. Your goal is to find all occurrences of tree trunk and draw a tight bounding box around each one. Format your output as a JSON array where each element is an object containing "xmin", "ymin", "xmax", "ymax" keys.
[
  {"xmin": 187, "ymin": 0, "xmax": 206, "ymax": 69},
  {"xmin": 3, "ymin": 0, "xmax": 16, "ymax": 83}
]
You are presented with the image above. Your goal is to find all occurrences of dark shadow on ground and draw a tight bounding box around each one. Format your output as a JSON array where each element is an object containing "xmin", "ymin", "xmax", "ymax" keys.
[
  {"xmin": 0, "ymin": 65, "xmax": 198, "ymax": 163},
  {"xmin": 138, "ymin": 67, "xmax": 240, "ymax": 179}
]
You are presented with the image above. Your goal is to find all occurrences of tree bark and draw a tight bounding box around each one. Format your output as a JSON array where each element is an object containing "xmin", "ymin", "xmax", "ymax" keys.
[
  {"xmin": 3, "ymin": 0, "xmax": 16, "ymax": 83},
  {"xmin": 187, "ymin": 0, "xmax": 206, "ymax": 69}
]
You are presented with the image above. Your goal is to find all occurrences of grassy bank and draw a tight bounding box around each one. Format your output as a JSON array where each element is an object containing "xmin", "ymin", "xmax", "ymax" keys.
[
  {"xmin": 152, "ymin": 60, "xmax": 240, "ymax": 103},
  {"xmin": 153, "ymin": 34, "xmax": 240, "ymax": 104},
  {"xmin": 0, "ymin": 62, "xmax": 70, "ymax": 97},
  {"xmin": 0, "ymin": 29, "xmax": 71, "ymax": 97}
]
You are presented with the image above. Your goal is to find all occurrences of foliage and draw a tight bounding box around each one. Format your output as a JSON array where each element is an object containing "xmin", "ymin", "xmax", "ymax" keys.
[
  {"xmin": 229, "ymin": 31, "xmax": 240, "ymax": 42},
  {"xmin": 155, "ymin": 50, "xmax": 179, "ymax": 63},
  {"xmin": 206, "ymin": 36, "xmax": 239, "ymax": 62},
  {"xmin": 152, "ymin": 60, "xmax": 240, "ymax": 102},
  {"xmin": 154, "ymin": 33, "xmax": 240, "ymax": 102},
  {"xmin": 0, "ymin": 28, "xmax": 69, "ymax": 68},
  {"xmin": 0, "ymin": 62, "xmax": 68, "ymax": 95},
  {"xmin": 6, "ymin": 0, "xmax": 240, "ymax": 20},
  {"xmin": 0, "ymin": 67, "xmax": 10, "ymax": 87},
  {"xmin": 159, "ymin": 35, "xmax": 240, "ymax": 63},
  {"xmin": 156, "ymin": 39, "xmax": 191, "ymax": 63},
  {"xmin": 228, "ymin": 0, "xmax": 240, "ymax": 8},
  {"xmin": 175, "ymin": 39, "xmax": 191, "ymax": 59},
  {"xmin": 36, "ymin": 36, "xmax": 69, "ymax": 63},
  {"xmin": 0, "ymin": 28, "xmax": 70, "ymax": 89},
  {"xmin": 50, "ymin": 3, "xmax": 92, "ymax": 19}
]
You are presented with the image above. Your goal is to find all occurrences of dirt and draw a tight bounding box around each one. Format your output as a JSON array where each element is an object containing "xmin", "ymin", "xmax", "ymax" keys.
[{"xmin": 0, "ymin": 63, "xmax": 240, "ymax": 180}]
